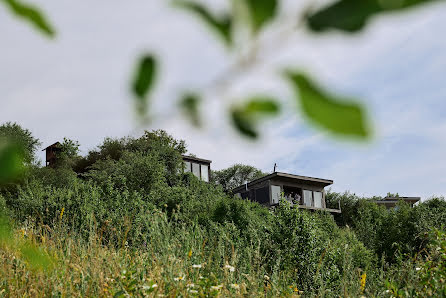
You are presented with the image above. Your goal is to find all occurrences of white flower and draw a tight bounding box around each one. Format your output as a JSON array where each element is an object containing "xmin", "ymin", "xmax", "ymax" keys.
[
  {"xmin": 187, "ymin": 283, "xmax": 195, "ymax": 288},
  {"xmin": 230, "ymin": 283, "xmax": 240, "ymax": 289},
  {"xmin": 142, "ymin": 284, "xmax": 158, "ymax": 290},
  {"xmin": 192, "ymin": 264, "xmax": 202, "ymax": 269},
  {"xmin": 385, "ymin": 290, "xmax": 390, "ymax": 293},
  {"xmin": 224, "ymin": 265, "xmax": 235, "ymax": 272},
  {"xmin": 151, "ymin": 284, "xmax": 158, "ymax": 288},
  {"xmin": 416, "ymin": 267, "xmax": 421, "ymax": 271},
  {"xmin": 264, "ymin": 275, "xmax": 270, "ymax": 281},
  {"xmin": 199, "ymin": 275, "xmax": 204, "ymax": 280},
  {"xmin": 189, "ymin": 289, "xmax": 198, "ymax": 294},
  {"xmin": 210, "ymin": 284, "xmax": 224, "ymax": 291},
  {"xmin": 174, "ymin": 276, "xmax": 185, "ymax": 281}
]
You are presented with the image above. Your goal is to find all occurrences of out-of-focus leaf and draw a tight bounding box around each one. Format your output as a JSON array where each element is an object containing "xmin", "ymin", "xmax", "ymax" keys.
[
  {"xmin": 0, "ymin": 141, "xmax": 24, "ymax": 184},
  {"xmin": 131, "ymin": 55, "xmax": 157, "ymax": 116},
  {"xmin": 244, "ymin": 0, "xmax": 278, "ymax": 33},
  {"xmin": 231, "ymin": 97, "xmax": 280, "ymax": 139},
  {"xmin": 179, "ymin": 93, "xmax": 202, "ymax": 127},
  {"xmin": 3, "ymin": 0, "xmax": 55, "ymax": 37},
  {"xmin": 306, "ymin": 0, "xmax": 439, "ymax": 33},
  {"xmin": 285, "ymin": 71, "xmax": 370, "ymax": 138},
  {"xmin": 174, "ymin": 0, "xmax": 232, "ymax": 46},
  {"xmin": 20, "ymin": 243, "xmax": 52, "ymax": 270}
]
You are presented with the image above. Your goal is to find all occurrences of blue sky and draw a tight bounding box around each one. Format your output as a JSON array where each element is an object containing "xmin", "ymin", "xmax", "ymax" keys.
[{"xmin": 0, "ymin": 0, "xmax": 445, "ymax": 199}]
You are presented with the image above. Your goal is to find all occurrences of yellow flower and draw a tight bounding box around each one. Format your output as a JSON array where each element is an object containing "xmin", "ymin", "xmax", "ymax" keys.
[
  {"xmin": 60, "ymin": 207, "xmax": 65, "ymax": 220},
  {"xmin": 188, "ymin": 249, "xmax": 192, "ymax": 258},
  {"xmin": 360, "ymin": 273, "xmax": 367, "ymax": 293}
]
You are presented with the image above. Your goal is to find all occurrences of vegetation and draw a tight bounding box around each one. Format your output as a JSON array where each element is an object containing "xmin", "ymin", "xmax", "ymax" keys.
[{"xmin": 0, "ymin": 123, "xmax": 445, "ymax": 296}]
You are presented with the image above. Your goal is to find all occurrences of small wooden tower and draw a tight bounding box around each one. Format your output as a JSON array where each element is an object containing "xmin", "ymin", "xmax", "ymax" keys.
[{"xmin": 42, "ymin": 142, "xmax": 62, "ymax": 167}]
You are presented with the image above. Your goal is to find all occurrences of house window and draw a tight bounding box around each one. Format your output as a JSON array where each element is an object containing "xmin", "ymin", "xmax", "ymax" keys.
[
  {"xmin": 303, "ymin": 190, "xmax": 313, "ymax": 207},
  {"xmin": 200, "ymin": 164, "xmax": 209, "ymax": 182},
  {"xmin": 184, "ymin": 161, "xmax": 191, "ymax": 172},
  {"xmin": 271, "ymin": 185, "xmax": 281, "ymax": 205},
  {"xmin": 192, "ymin": 163, "xmax": 200, "ymax": 178},
  {"xmin": 314, "ymin": 191, "xmax": 323, "ymax": 208}
]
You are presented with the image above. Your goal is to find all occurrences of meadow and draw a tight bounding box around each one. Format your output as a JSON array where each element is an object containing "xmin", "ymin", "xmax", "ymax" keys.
[{"xmin": 0, "ymin": 126, "xmax": 445, "ymax": 297}]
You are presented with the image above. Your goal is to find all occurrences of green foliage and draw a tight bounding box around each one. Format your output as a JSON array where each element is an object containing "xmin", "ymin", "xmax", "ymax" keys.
[
  {"xmin": 243, "ymin": 0, "xmax": 278, "ymax": 33},
  {"xmin": 0, "ymin": 141, "xmax": 24, "ymax": 185},
  {"xmin": 2, "ymin": 0, "xmax": 55, "ymax": 37},
  {"xmin": 230, "ymin": 98, "xmax": 280, "ymax": 138},
  {"xmin": 175, "ymin": 1, "xmax": 232, "ymax": 46},
  {"xmin": 286, "ymin": 71, "xmax": 370, "ymax": 138},
  {"xmin": 179, "ymin": 93, "xmax": 202, "ymax": 127},
  {"xmin": 0, "ymin": 122, "xmax": 41, "ymax": 164},
  {"xmin": 212, "ymin": 163, "xmax": 267, "ymax": 193},
  {"xmin": 131, "ymin": 55, "xmax": 157, "ymax": 116},
  {"xmin": 306, "ymin": 0, "xmax": 440, "ymax": 33}
]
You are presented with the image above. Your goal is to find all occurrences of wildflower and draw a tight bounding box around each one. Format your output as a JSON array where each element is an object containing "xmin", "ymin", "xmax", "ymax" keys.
[
  {"xmin": 224, "ymin": 264, "xmax": 235, "ymax": 272},
  {"xmin": 188, "ymin": 249, "xmax": 192, "ymax": 258},
  {"xmin": 187, "ymin": 283, "xmax": 195, "ymax": 288},
  {"xmin": 360, "ymin": 273, "xmax": 367, "ymax": 293},
  {"xmin": 230, "ymin": 283, "xmax": 240, "ymax": 290},
  {"xmin": 142, "ymin": 284, "xmax": 158, "ymax": 290},
  {"xmin": 385, "ymin": 290, "xmax": 390, "ymax": 293},
  {"xmin": 174, "ymin": 276, "xmax": 185, "ymax": 281},
  {"xmin": 210, "ymin": 284, "xmax": 223, "ymax": 291},
  {"xmin": 60, "ymin": 207, "xmax": 65, "ymax": 220},
  {"xmin": 416, "ymin": 267, "xmax": 421, "ymax": 271},
  {"xmin": 192, "ymin": 264, "xmax": 202, "ymax": 269},
  {"xmin": 264, "ymin": 275, "xmax": 270, "ymax": 281},
  {"xmin": 189, "ymin": 289, "xmax": 198, "ymax": 294},
  {"xmin": 199, "ymin": 275, "xmax": 204, "ymax": 280}
]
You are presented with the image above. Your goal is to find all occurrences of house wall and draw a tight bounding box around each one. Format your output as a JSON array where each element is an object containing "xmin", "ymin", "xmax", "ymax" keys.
[
  {"xmin": 235, "ymin": 178, "xmax": 327, "ymax": 208},
  {"xmin": 269, "ymin": 178, "xmax": 327, "ymax": 208}
]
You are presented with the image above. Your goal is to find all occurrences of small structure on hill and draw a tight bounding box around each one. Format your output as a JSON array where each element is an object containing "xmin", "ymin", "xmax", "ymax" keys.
[
  {"xmin": 233, "ymin": 172, "xmax": 341, "ymax": 213},
  {"xmin": 182, "ymin": 155, "xmax": 211, "ymax": 182},
  {"xmin": 42, "ymin": 142, "xmax": 62, "ymax": 167},
  {"xmin": 374, "ymin": 196, "xmax": 420, "ymax": 209}
]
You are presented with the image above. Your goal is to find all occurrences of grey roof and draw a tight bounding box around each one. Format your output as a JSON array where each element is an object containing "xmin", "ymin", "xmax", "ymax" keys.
[
  {"xmin": 182, "ymin": 155, "xmax": 212, "ymax": 164},
  {"xmin": 42, "ymin": 142, "xmax": 61, "ymax": 151},
  {"xmin": 233, "ymin": 172, "xmax": 333, "ymax": 193}
]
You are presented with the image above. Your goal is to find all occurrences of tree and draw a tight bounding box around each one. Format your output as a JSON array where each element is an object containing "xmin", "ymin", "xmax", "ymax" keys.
[
  {"xmin": 212, "ymin": 164, "xmax": 267, "ymax": 193},
  {"xmin": 0, "ymin": 122, "xmax": 41, "ymax": 165}
]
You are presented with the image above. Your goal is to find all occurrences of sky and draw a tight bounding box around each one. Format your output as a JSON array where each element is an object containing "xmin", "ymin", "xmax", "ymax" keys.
[{"xmin": 1, "ymin": 0, "xmax": 445, "ymax": 199}]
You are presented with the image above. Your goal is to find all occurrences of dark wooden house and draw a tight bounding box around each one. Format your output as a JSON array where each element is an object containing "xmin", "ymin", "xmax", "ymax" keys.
[
  {"xmin": 42, "ymin": 142, "xmax": 62, "ymax": 167},
  {"xmin": 182, "ymin": 155, "xmax": 211, "ymax": 182},
  {"xmin": 233, "ymin": 172, "xmax": 341, "ymax": 213}
]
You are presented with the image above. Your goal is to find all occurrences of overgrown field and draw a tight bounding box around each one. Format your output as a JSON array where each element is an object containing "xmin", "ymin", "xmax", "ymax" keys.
[{"xmin": 0, "ymin": 126, "xmax": 445, "ymax": 297}]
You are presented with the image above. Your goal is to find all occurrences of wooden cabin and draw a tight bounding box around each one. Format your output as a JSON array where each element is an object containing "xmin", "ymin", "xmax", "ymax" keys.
[
  {"xmin": 182, "ymin": 155, "xmax": 211, "ymax": 182},
  {"xmin": 42, "ymin": 142, "xmax": 62, "ymax": 167},
  {"xmin": 233, "ymin": 172, "xmax": 341, "ymax": 213}
]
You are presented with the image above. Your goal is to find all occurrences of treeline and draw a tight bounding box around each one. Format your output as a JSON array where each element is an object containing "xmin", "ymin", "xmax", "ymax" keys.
[{"xmin": 0, "ymin": 122, "xmax": 445, "ymax": 296}]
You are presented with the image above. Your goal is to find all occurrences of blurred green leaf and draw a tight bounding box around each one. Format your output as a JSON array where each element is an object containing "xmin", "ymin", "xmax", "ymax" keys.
[
  {"xmin": 174, "ymin": 0, "xmax": 232, "ymax": 46},
  {"xmin": 20, "ymin": 243, "xmax": 52, "ymax": 270},
  {"xmin": 285, "ymin": 71, "xmax": 370, "ymax": 138},
  {"xmin": 244, "ymin": 0, "xmax": 278, "ymax": 33},
  {"xmin": 0, "ymin": 141, "xmax": 24, "ymax": 184},
  {"xmin": 179, "ymin": 93, "xmax": 202, "ymax": 127},
  {"xmin": 3, "ymin": 0, "xmax": 55, "ymax": 37},
  {"xmin": 131, "ymin": 55, "xmax": 157, "ymax": 116},
  {"xmin": 306, "ymin": 0, "xmax": 439, "ymax": 33},
  {"xmin": 231, "ymin": 97, "xmax": 280, "ymax": 138}
]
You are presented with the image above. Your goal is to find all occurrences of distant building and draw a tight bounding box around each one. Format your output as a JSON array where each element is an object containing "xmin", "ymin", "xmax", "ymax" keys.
[
  {"xmin": 233, "ymin": 172, "xmax": 341, "ymax": 213},
  {"xmin": 42, "ymin": 142, "xmax": 62, "ymax": 167},
  {"xmin": 182, "ymin": 155, "xmax": 211, "ymax": 182},
  {"xmin": 374, "ymin": 196, "xmax": 420, "ymax": 209}
]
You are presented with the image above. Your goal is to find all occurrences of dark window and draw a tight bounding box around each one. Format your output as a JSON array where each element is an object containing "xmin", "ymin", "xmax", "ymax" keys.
[{"xmin": 255, "ymin": 187, "xmax": 270, "ymax": 204}]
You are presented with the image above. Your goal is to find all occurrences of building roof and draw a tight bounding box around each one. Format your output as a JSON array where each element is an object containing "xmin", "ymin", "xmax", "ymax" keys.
[
  {"xmin": 182, "ymin": 155, "xmax": 212, "ymax": 164},
  {"xmin": 42, "ymin": 142, "xmax": 61, "ymax": 151},
  {"xmin": 233, "ymin": 172, "xmax": 333, "ymax": 193},
  {"xmin": 375, "ymin": 197, "xmax": 421, "ymax": 205}
]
